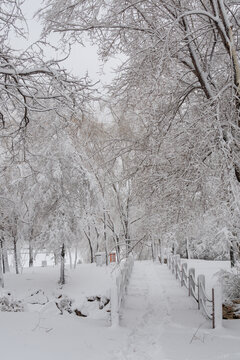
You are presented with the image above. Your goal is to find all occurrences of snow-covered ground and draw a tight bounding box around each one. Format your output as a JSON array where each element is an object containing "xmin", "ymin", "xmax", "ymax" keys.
[{"xmin": 0, "ymin": 260, "xmax": 239, "ymax": 360}]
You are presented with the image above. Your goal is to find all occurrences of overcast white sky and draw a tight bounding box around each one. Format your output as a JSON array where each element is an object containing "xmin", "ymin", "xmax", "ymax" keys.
[{"xmin": 12, "ymin": 0, "xmax": 122, "ymax": 87}]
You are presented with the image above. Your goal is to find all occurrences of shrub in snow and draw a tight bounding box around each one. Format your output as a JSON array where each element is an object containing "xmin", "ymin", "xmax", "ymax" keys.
[
  {"xmin": 25, "ymin": 290, "xmax": 49, "ymax": 305},
  {"xmin": 99, "ymin": 296, "xmax": 110, "ymax": 309},
  {"xmin": 0, "ymin": 294, "xmax": 24, "ymax": 312},
  {"xmin": 87, "ymin": 295, "xmax": 110, "ymax": 309},
  {"xmin": 55, "ymin": 294, "xmax": 73, "ymax": 314},
  {"xmin": 217, "ymin": 269, "xmax": 240, "ymax": 302},
  {"xmin": 55, "ymin": 294, "xmax": 89, "ymax": 317}
]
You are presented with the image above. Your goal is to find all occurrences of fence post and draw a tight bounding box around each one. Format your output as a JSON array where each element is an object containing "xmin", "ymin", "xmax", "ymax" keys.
[
  {"xmin": 175, "ymin": 255, "xmax": 180, "ymax": 279},
  {"xmin": 172, "ymin": 255, "xmax": 175, "ymax": 274},
  {"xmin": 212, "ymin": 284, "xmax": 222, "ymax": 329},
  {"xmin": 188, "ymin": 268, "xmax": 195, "ymax": 297},
  {"xmin": 197, "ymin": 274, "xmax": 205, "ymax": 310},
  {"xmin": 167, "ymin": 254, "xmax": 171, "ymax": 269},
  {"xmin": 181, "ymin": 263, "xmax": 187, "ymax": 286}
]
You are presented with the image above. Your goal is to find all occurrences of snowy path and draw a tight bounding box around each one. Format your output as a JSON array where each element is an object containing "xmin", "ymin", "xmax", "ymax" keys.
[
  {"xmin": 1, "ymin": 261, "xmax": 240, "ymax": 360},
  {"xmin": 114, "ymin": 261, "xmax": 240, "ymax": 360}
]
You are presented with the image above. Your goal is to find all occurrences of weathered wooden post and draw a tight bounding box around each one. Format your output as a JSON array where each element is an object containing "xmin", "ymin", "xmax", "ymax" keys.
[
  {"xmin": 188, "ymin": 268, "xmax": 195, "ymax": 297},
  {"xmin": 181, "ymin": 263, "xmax": 187, "ymax": 287},
  {"xmin": 172, "ymin": 255, "xmax": 175, "ymax": 275},
  {"xmin": 198, "ymin": 274, "xmax": 205, "ymax": 310},
  {"xmin": 212, "ymin": 284, "xmax": 222, "ymax": 329},
  {"xmin": 175, "ymin": 255, "xmax": 180, "ymax": 279}
]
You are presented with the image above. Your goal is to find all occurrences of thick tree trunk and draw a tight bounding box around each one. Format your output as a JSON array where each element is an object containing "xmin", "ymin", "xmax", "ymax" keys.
[
  {"xmin": 0, "ymin": 237, "xmax": 9, "ymax": 273},
  {"xmin": 59, "ymin": 243, "xmax": 65, "ymax": 285},
  {"xmin": 13, "ymin": 237, "xmax": 19, "ymax": 275}
]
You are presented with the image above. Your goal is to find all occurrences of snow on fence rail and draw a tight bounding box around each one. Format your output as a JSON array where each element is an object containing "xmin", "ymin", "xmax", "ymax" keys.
[
  {"xmin": 167, "ymin": 253, "xmax": 222, "ymax": 329},
  {"xmin": 111, "ymin": 255, "xmax": 134, "ymax": 327}
]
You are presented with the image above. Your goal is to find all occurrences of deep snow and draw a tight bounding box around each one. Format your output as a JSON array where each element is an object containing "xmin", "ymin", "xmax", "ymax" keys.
[{"xmin": 0, "ymin": 260, "xmax": 239, "ymax": 360}]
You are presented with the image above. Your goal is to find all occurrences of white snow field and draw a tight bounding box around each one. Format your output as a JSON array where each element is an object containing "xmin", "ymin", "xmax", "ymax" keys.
[{"xmin": 0, "ymin": 260, "xmax": 240, "ymax": 360}]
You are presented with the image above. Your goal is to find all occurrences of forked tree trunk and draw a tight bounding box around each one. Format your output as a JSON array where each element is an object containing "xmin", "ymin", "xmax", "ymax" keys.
[
  {"xmin": 59, "ymin": 243, "xmax": 65, "ymax": 285},
  {"xmin": 84, "ymin": 227, "xmax": 94, "ymax": 263}
]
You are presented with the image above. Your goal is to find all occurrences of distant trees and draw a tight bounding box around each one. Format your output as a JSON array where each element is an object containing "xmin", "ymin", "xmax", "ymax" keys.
[
  {"xmin": 0, "ymin": 0, "xmax": 239, "ymax": 283},
  {"xmin": 0, "ymin": 0, "xmax": 97, "ymax": 283},
  {"xmin": 41, "ymin": 0, "xmax": 240, "ymax": 260}
]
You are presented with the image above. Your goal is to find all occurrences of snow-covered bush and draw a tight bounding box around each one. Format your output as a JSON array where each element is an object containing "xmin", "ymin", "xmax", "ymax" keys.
[
  {"xmin": 217, "ymin": 269, "xmax": 240, "ymax": 302},
  {"xmin": 0, "ymin": 294, "xmax": 24, "ymax": 312},
  {"xmin": 55, "ymin": 294, "xmax": 73, "ymax": 314}
]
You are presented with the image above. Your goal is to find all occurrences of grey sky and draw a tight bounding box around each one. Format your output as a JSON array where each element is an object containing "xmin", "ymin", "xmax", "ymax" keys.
[{"xmin": 13, "ymin": 0, "xmax": 122, "ymax": 87}]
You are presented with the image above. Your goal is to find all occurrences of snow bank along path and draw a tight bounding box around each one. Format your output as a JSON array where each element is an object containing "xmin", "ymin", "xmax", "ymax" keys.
[
  {"xmin": 115, "ymin": 261, "xmax": 240, "ymax": 360},
  {"xmin": 1, "ymin": 261, "xmax": 240, "ymax": 360}
]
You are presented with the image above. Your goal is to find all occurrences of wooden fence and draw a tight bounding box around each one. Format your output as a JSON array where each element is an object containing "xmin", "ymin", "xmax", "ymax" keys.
[
  {"xmin": 111, "ymin": 255, "xmax": 134, "ymax": 326},
  {"xmin": 167, "ymin": 253, "xmax": 222, "ymax": 329}
]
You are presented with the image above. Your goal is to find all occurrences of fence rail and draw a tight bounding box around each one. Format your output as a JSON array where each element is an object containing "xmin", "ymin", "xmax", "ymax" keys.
[
  {"xmin": 167, "ymin": 253, "xmax": 222, "ymax": 329},
  {"xmin": 111, "ymin": 255, "xmax": 134, "ymax": 326}
]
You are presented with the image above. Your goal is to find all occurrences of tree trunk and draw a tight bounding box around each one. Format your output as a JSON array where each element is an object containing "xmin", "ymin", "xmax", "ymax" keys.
[
  {"xmin": 68, "ymin": 248, "xmax": 73, "ymax": 269},
  {"xmin": 54, "ymin": 252, "xmax": 59, "ymax": 266},
  {"xmin": 186, "ymin": 238, "xmax": 190, "ymax": 259},
  {"xmin": 103, "ymin": 209, "xmax": 108, "ymax": 265},
  {"xmin": 13, "ymin": 237, "xmax": 19, "ymax": 275},
  {"xmin": 84, "ymin": 227, "xmax": 94, "ymax": 263},
  {"xmin": 151, "ymin": 242, "xmax": 155, "ymax": 262},
  {"xmin": 29, "ymin": 240, "xmax": 34, "ymax": 267},
  {"xmin": 3, "ymin": 246, "xmax": 9, "ymax": 273},
  {"xmin": 230, "ymin": 242, "xmax": 235, "ymax": 268},
  {"xmin": 73, "ymin": 246, "xmax": 78, "ymax": 269},
  {"xmin": 88, "ymin": 225, "xmax": 93, "ymax": 263},
  {"xmin": 0, "ymin": 243, "xmax": 4, "ymax": 288},
  {"xmin": 0, "ymin": 239, "xmax": 5, "ymax": 273},
  {"xmin": 115, "ymin": 235, "xmax": 120, "ymax": 263},
  {"xmin": 59, "ymin": 243, "xmax": 65, "ymax": 285},
  {"xmin": 1, "ymin": 237, "xmax": 9, "ymax": 273},
  {"xmin": 95, "ymin": 226, "xmax": 100, "ymax": 253}
]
